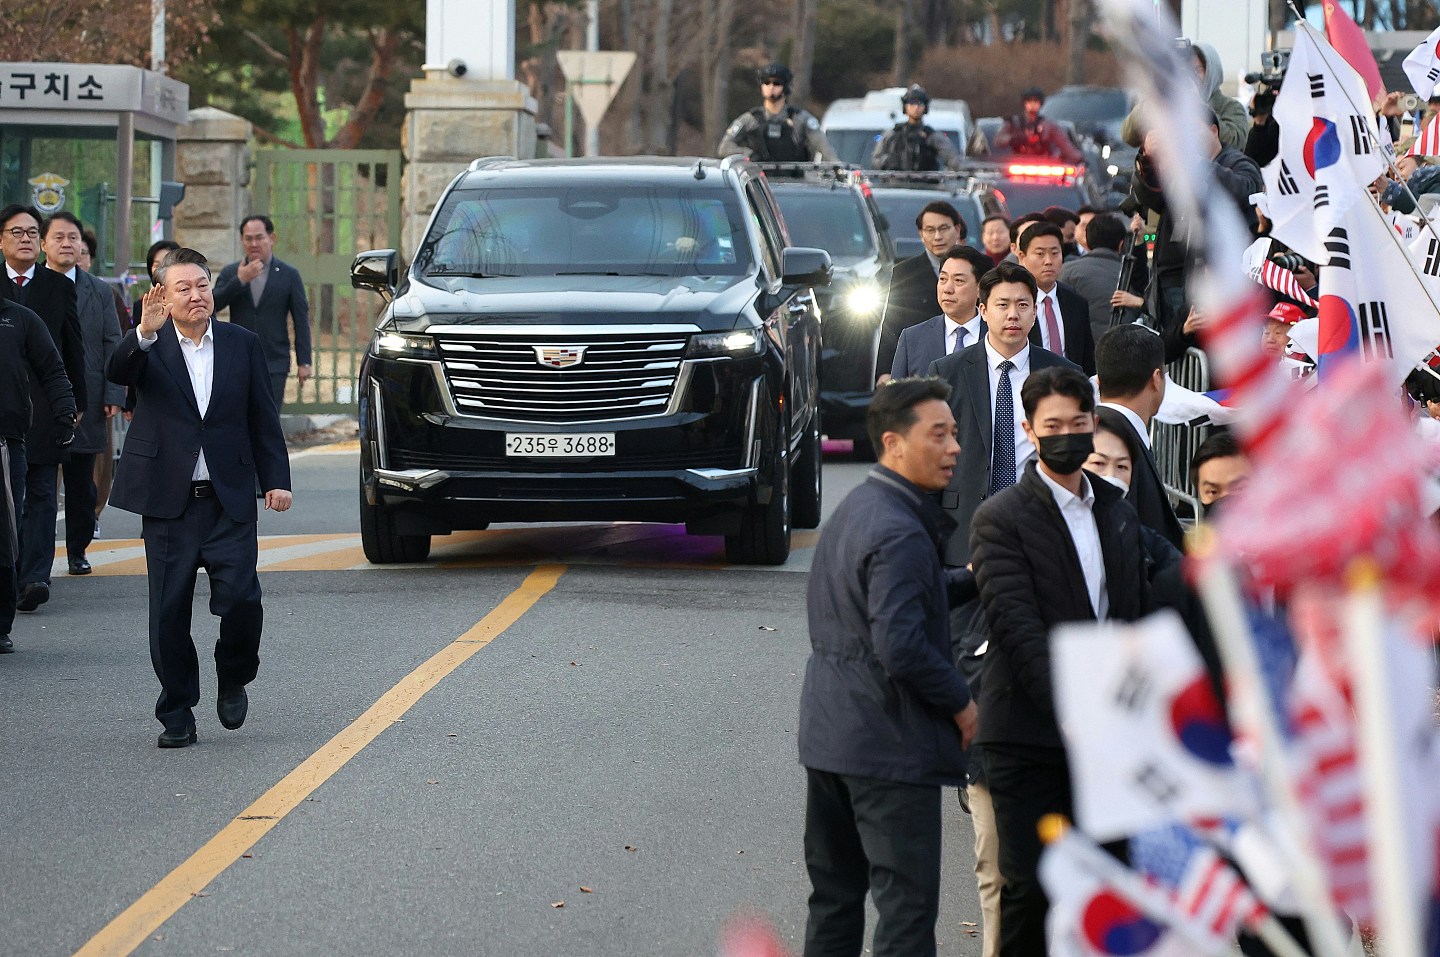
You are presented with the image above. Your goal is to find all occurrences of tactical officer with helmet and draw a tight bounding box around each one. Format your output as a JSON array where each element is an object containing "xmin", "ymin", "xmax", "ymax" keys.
[
  {"xmin": 718, "ymin": 63, "xmax": 836, "ymax": 163},
  {"xmin": 872, "ymin": 85, "xmax": 965, "ymax": 172}
]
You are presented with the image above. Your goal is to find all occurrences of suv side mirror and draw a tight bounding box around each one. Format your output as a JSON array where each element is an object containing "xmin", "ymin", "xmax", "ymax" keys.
[
  {"xmin": 352, "ymin": 249, "xmax": 399, "ymax": 297},
  {"xmin": 781, "ymin": 247, "xmax": 833, "ymax": 288}
]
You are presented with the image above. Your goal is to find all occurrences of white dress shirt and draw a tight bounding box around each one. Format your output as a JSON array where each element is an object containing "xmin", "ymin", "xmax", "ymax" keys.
[
  {"xmin": 1037, "ymin": 467, "xmax": 1109, "ymax": 619},
  {"xmin": 983, "ymin": 338, "xmax": 1035, "ymax": 472},
  {"xmin": 1098, "ymin": 401, "xmax": 1152, "ymax": 449},
  {"xmin": 1036, "ymin": 285, "xmax": 1065, "ymax": 354},
  {"xmin": 138, "ymin": 321, "xmax": 214, "ymax": 481},
  {"xmin": 943, "ymin": 313, "xmax": 983, "ymax": 355},
  {"xmin": 6, "ymin": 263, "xmax": 35, "ymax": 284}
]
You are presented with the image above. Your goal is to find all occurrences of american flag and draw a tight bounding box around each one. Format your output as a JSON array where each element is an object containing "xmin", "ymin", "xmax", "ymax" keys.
[
  {"xmin": 1130, "ymin": 824, "xmax": 1267, "ymax": 943},
  {"xmin": 1256, "ymin": 260, "xmax": 1319, "ymax": 308},
  {"xmin": 1411, "ymin": 114, "xmax": 1440, "ymax": 159}
]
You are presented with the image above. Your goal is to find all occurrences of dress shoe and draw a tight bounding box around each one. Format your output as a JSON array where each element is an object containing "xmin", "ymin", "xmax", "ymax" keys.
[
  {"xmin": 68, "ymin": 557, "xmax": 92, "ymax": 576},
  {"xmin": 158, "ymin": 725, "xmax": 198, "ymax": 748},
  {"xmin": 217, "ymin": 684, "xmax": 249, "ymax": 730},
  {"xmin": 15, "ymin": 582, "xmax": 48, "ymax": 612},
  {"xmin": 0, "ymin": 635, "xmax": 12, "ymax": 654}
]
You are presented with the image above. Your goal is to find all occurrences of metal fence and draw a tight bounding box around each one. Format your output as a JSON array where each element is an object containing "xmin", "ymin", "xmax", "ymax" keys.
[{"xmin": 1149, "ymin": 347, "xmax": 1210, "ymax": 522}]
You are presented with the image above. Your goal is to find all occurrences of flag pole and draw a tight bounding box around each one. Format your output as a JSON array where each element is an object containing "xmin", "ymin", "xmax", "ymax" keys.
[
  {"xmin": 1342, "ymin": 560, "xmax": 1426, "ymax": 957},
  {"xmin": 1191, "ymin": 546, "xmax": 1353, "ymax": 957}
]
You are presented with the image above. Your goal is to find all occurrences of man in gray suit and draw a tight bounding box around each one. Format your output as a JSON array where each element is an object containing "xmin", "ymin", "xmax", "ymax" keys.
[
  {"xmin": 40, "ymin": 213, "xmax": 124, "ymax": 576},
  {"xmin": 890, "ymin": 245, "xmax": 992, "ymax": 380},
  {"xmin": 927, "ymin": 261, "xmax": 1080, "ymax": 568},
  {"xmin": 213, "ymin": 215, "xmax": 312, "ymax": 410}
]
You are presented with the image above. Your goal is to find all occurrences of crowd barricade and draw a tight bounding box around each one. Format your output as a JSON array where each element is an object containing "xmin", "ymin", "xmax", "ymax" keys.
[{"xmin": 1149, "ymin": 347, "xmax": 1210, "ymax": 522}]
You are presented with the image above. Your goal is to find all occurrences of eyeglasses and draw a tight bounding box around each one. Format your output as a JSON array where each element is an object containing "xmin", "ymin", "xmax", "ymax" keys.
[
  {"xmin": 919, "ymin": 226, "xmax": 956, "ymax": 236},
  {"xmin": 4, "ymin": 227, "xmax": 39, "ymax": 239}
]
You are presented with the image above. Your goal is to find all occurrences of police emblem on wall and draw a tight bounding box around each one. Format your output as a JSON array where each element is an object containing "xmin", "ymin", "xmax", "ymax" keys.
[{"xmin": 29, "ymin": 173, "xmax": 70, "ymax": 214}]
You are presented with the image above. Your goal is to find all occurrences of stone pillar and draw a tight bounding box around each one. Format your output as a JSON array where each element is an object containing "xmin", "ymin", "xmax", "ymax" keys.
[
  {"xmin": 400, "ymin": 77, "xmax": 536, "ymax": 257},
  {"xmin": 173, "ymin": 106, "xmax": 252, "ymax": 266}
]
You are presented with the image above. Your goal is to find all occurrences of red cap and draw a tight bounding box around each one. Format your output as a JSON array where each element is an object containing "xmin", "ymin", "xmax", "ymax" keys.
[{"xmin": 1266, "ymin": 302, "xmax": 1307, "ymax": 325}]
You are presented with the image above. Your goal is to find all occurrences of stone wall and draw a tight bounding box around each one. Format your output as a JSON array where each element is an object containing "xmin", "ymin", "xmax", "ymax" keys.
[
  {"xmin": 401, "ymin": 76, "xmax": 537, "ymax": 257},
  {"xmin": 174, "ymin": 106, "xmax": 252, "ymax": 266}
]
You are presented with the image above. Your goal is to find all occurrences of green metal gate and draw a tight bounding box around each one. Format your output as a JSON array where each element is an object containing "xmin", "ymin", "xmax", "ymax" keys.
[{"xmin": 252, "ymin": 148, "xmax": 402, "ymax": 413}]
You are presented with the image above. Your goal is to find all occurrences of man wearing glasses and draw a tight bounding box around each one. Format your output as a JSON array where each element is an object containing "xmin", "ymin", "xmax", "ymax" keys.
[
  {"xmin": 0, "ymin": 205, "xmax": 85, "ymax": 615},
  {"xmin": 879, "ymin": 201, "xmax": 967, "ymax": 383},
  {"xmin": 717, "ymin": 63, "xmax": 835, "ymax": 163}
]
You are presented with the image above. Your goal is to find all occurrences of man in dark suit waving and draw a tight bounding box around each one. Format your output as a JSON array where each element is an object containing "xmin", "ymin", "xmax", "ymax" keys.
[
  {"xmin": 1015, "ymin": 222, "xmax": 1096, "ymax": 374},
  {"xmin": 107, "ymin": 248, "xmax": 292, "ymax": 748},
  {"xmin": 213, "ymin": 215, "xmax": 312, "ymax": 411},
  {"xmin": 1095, "ymin": 323, "xmax": 1185, "ymax": 549},
  {"xmin": 926, "ymin": 262, "xmax": 1079, "ymax": 568}
]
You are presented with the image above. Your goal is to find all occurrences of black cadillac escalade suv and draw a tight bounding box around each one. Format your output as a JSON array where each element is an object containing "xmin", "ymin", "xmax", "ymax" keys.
[{"xmin": 351, "ymin": 156, "xmax": 831, "ymax": 566}]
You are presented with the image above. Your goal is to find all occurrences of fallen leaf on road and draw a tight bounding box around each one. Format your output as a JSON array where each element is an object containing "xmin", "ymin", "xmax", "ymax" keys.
[
  {"xmin": 961, "ymin": 921, "xmax": 977, "ymax": 927},
  {"xmin": 759, "ymin": 626, "xmax": 777, "ymax": 631},
  {"xmin": 446, "ymin": 733, "xmax": 458, "ymax": 738},
  {"xmin": 426, "ymin": 779, "xmax": 440, "ymax": 785},
  {"xmin": 191, "ymin": 892, "xmax": 208, "ymax": 898},
  {"xmin": 570, "ymin": 661, "xmax": 578, "ymax": 666},
  {"xmin": 551, "ymin": 901, "xmax": 565, "ymax": 908},
  {"xmin": 737, "ymin": 849, "xmax": 745, "ymax": 855},
  {"xmin": 624, "ymin": 845, "xmax": 638, "ymax": 852},
  {"xmin": 580, "ymin": 886, "xmax": 593, "ymax": 894},
  {"xmin": 241, "ymin": 853, "xmax": 253, "ymax": 859}
]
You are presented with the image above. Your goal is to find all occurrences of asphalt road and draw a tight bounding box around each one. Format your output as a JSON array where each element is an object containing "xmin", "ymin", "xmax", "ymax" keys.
[{"xmin": 0, "ymin": 445, "xmax": 983, "ymax": 957}]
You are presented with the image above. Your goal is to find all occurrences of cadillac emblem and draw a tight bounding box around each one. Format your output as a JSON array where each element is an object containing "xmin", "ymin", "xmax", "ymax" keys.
[{"xmin": 534, "ymin": 345, "xmax": 587, "ymax": 368}]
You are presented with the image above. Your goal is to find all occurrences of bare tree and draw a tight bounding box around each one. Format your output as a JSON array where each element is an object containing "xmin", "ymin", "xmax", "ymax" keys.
[
  {"xmin": 649, "ymin": 0, "xmax": 677, "ymax": 152},
  {"xmin": 892, "ymin": 0, "xmax": 916, "ymax": 86},
  {"xmin": 791, "ymin": 0, "xmax": 819, "ymax": 104},
  {"xmin": 700, "ymin": 0, "xmax": 737, "ymax": 150},
  {"xmin": 1065, "ymin": 0, "xmax": 1093, "ymax": 85}
]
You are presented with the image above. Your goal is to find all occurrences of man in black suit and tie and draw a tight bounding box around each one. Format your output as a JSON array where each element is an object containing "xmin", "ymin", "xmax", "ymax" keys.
[
  {"xmin": 1015, "ymin": 222, "xmax": 1096, "ymax": 375},
  {"xmin": 878, "ymin": 201, "xmax": 966, "ymax": 382},
  {"xmin": 107, "ymin": 248, "xmax": 292, "ymax": 749},
  {"xmin": 1095, "ymin": 324, "xmax": 1185, "ymax": 549},
  {"xmin": 926, "ymin": 261, "xmax": 1080, "ymax": 568},
  {"xmin": 0, "ymin": 204, "xmax": 85, "ymax": 614},
  {"xmin": 213, "ymin": 215, "xmax": 312, "ymax": 411},
  {"xmin": 890, "ymin": 245, "xmax": 992, "ymax": 380}
]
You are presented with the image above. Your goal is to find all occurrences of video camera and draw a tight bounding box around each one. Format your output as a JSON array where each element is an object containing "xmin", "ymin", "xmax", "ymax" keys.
[{"xmin": 1245, "ymin": 50, "xmax": 1290, "ymax": 117}]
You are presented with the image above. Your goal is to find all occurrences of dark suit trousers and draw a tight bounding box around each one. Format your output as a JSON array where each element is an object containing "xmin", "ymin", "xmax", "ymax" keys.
[
  {"xmin": 803, "ymin": 769, "xmax": 942, "ymax": 957},
  {"xmin": 0, "ymin": 439, "xmax": 22, "ymax": 636},
  {"xmin": 268, "ymin": 371, "xmax": 287, "ymax": 412},
  {"xmin": 142, "ymin": 495, "xmax": 263, "ymax": 730},
  {"xmin": 17, "ymin": 462, "xmax": 59, "ymax": 586},
  {"xmin": 986, "ymin": 743, "xmax": 1073, "ymax": 957},
  {"xmin": 63, "ymin": 453, "xmax": 97, "ymax": 559}
]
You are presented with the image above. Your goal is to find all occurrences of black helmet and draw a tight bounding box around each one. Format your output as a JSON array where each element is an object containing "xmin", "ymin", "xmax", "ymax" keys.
[
  {"xmin": 758, "ymin": 63, "xmax": 793, "ymax": 94},
  {"xmin": 1022, "ymin": 86, "xmax": 1045, "ymax": 103},
  {"xmin": 901, "ymin": 84, "xmax": 930, "ymax": 108}
]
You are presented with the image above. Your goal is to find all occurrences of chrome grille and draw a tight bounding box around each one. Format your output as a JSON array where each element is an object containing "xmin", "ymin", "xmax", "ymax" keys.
[{"xmin": 433, "ymin": 329, "xmax": 692, "ymax": 423}]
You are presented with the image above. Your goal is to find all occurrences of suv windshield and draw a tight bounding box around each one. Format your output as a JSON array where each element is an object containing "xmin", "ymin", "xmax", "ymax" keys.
[
  {"xmin": 770, "ymin": 186, "xmax": 877, "ymax": 264},
  {"xmin": 1042, "ymin": 89, "xmax": 1130, "ymax": 139},
  {"xmin": 416, "ymin": 185, "xmax": 754, "ymax": 278}
]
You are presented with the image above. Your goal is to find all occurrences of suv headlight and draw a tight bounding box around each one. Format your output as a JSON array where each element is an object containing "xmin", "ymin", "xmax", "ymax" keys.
[
  {"xmin": 373, "ymin": 332, "xmax": 438, "ymax": 359},
  {"xmin": 685, "ymin": 329, "xmax": 764, "ymax": 358},
  {"xmin": 844, "ymin": 282, "xmax": 884, "ymax": 319}
]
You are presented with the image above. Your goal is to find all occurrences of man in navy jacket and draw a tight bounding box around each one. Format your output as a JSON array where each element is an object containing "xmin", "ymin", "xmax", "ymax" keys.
[
  {"xmin": 799, "ymin": 377, "xmax": 978, "ymax": 957},
  {"xmin": 107, "ymin": 248, "xmax": 292, "ymax": 749}
]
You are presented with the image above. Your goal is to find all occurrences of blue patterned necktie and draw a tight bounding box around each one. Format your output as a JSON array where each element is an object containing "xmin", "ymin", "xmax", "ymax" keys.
[{"xmin": 990, "ymin": 360, "xmax": 1017, "ymax": 494}]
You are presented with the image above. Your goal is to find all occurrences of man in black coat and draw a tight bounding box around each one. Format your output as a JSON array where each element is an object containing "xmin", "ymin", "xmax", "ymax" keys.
[
  {"xmin": 1016, "ymin": 221, "xmax": 1096, "ymax": 374},
  {"xmin": 0, "ymin": 204, "xmax": 85, "ymax": 613},
  {"xmin": 799, "ymin": 377, "xmax": 977, "ymax": 957},
  {"xmin": 1095, "ymin": 324, "xmax": 1185, "ymax": 549},
  {"xmin": 878, "ymin": 201, "xmax": 966, "ymax": 381},
  {"xmin": 108, "ymin": 248, "xmax": 292, "ymax": 748},
  {"xmin": 927, "ymin": 261, "xmax": 1080, "ymax": 568},
  {"xmin": 212, "ymin": 215, "xmax": 313, "ymax": 411},
  {"xmin": 969, "ymin": 365, "xmax": 1149, "ymax": 957},
  {"xmin": 0, "ymin": 299, "xmax": 75, "ymax": 652}
]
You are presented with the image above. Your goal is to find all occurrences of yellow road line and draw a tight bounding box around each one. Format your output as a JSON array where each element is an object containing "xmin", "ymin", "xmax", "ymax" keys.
[{"xmin": 70, "ymin": 563, "xmax": 568, "ymax": 957}]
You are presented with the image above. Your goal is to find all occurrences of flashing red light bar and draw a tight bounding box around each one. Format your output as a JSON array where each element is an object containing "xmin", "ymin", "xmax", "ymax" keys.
[{"xmin": 1005, "ymin": 163, "xmax": 1078, "ymax": 180}]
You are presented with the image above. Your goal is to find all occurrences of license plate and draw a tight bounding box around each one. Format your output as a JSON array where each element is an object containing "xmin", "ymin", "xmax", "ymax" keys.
[{"xmin": 505, "ymin": 433, "xmax": 616, "ymax": 457}]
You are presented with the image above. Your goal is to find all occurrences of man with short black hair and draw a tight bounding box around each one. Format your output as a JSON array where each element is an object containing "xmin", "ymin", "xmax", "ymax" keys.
[
  {"xmin": 800, "ymin": 375, "xmax": 977, "ymax": 957},
  {"xmin": 1061, "ymin": 211, "xmax": 1131, "ymax": 345},
  {"xmin": 41, "ymin": 212, "xmax": 124, "ymax": 577},
  {"xmin": 1190, "ymin": 430, "xmax": 1251, "ymax": 509},
  {"xmin": 980, "ymin": 215, "xmax": 1011, "ymax": 267},
  {"xmin": 213, "ymin": 215, "xmax": 313, "ymax": 411},
  {"xmin": 880, "ymin": 201, "xmax": 968, "ymax": 379},
  {"xmin": 1, "ymin": 203, "xmax": 84, "ymax": 614},
  {"xmin": 970, "ymin": 364, "xmax": 1149, "ymax": 957},
  {"xmin": 891, "ymin": 245, "xmax": 993, "ymax": 379},
  {"xmin": 1041, "ymin": 206, "xmax": 1081, "ymax": 258},
  {"xmin": 1095, "ymin": 324, "xmax": 1184, "ymax": 548},
  {"xmin": 1016, "ymin": 222, "xmax": 1096, "ymax": 374}
]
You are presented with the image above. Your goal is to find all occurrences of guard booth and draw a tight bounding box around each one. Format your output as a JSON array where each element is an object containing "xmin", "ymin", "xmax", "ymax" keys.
[{"xmin": 0, "ymin": 63, "xmax": 188, "ymax": 282}]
